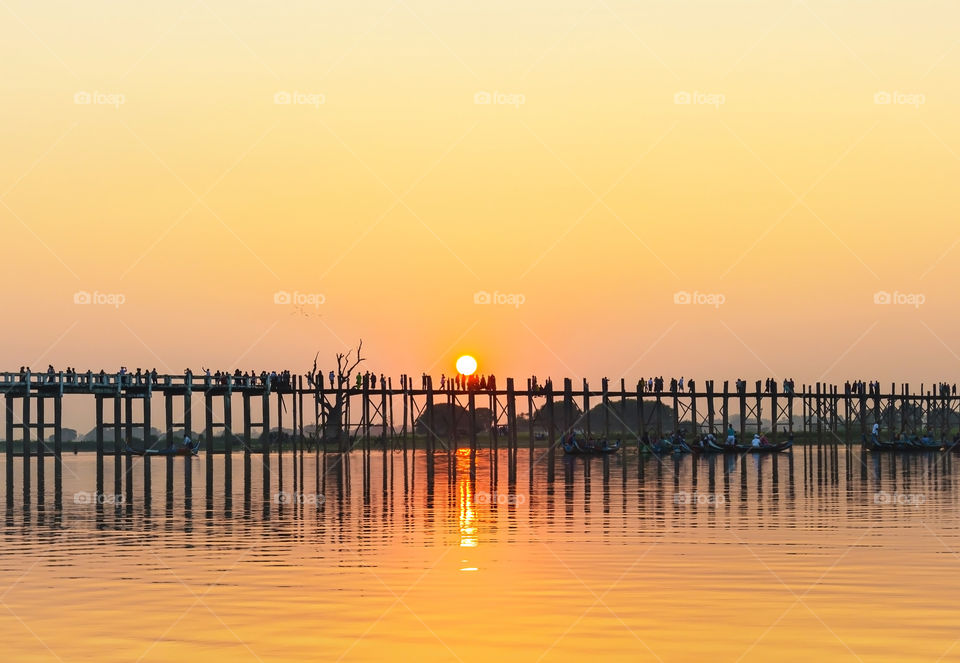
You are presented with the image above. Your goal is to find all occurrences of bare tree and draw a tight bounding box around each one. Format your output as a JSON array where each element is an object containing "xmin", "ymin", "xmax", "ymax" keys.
[{"xmin": 306, "ymin": 340, "xmax": 365, "ymax": 448}]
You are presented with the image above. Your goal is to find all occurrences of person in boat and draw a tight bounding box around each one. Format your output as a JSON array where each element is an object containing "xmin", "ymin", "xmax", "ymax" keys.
[
  {"xmin": 752, "ymin": 434, "xmax": 763, "ymax": 448},
  {"xmin": 726, "ymin": 425, "xmax": 736, "ymax": 446}
]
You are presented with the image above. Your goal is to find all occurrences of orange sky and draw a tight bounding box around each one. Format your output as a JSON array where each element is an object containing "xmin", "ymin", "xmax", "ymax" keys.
[{"xmin": 1, "ymin": 0, "xmax": 959, "ymax": 387}]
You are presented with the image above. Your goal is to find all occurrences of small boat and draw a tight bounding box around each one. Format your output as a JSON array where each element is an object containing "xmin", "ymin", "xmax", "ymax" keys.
[
  {"xmin": 649, "ymin": 438, "xmax": 693, "ymax": 455},
  {"xmin": 561, "ymin": 434, "xmax": 621, "ymax": 455},
  {"xmin": 863, "ymin": 434, "xmax": 942, "ymax": 452},
  {"xmin": 743, "ymin": 439, "xmax": 793, "ymax": 453},
  {"xmin": 125, "ymin": 444, "xmax": 198, "ymax": 457},
  {"xmin": 704, "ymin": 439, "xmax": 747, "ymax": 454}
]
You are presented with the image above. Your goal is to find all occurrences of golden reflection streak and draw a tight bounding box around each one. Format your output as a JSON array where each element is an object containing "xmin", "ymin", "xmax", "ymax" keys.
[{"xmin": 456, "ymin": 448, "xmax": 477, "ymax": 548}]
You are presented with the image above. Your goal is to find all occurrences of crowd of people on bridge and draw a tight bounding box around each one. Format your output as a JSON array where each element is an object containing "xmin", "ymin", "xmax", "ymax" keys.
[
  {"xmin": 633, "ymin": 376, "xmax": 797, "ymax": 395},
  {"xmin": 436, "ymin": 373, "xmax": 497, "ymax": 392},
  {"xmin": 845, "ymin": 380, "xmax": 882, "ymax": 395},
  {"xmin": 843, "ymin": 380, "xmax": 957, "ymax": 397},
  {"xmin": 13, "ymin": 367, "xmax": 960, "ymax": 401},
  {"xmin": 10, "ymin": 366, "xmax": 295, "ymax": 389},
  {"xmin": 201, "ymin": 368, "xmax": 293, "ymax": 389}
]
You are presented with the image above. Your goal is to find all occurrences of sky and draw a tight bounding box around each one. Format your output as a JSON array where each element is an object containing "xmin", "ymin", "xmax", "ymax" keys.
[{"xmin": 1, "ymin": 0, "xmax": 959, "ymax": 392}]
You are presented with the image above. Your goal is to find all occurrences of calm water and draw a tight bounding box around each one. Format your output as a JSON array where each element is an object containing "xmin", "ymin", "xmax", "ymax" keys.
[{"xmin": 1, "ymin": 447, "xmax": 959, "ymax": 662}]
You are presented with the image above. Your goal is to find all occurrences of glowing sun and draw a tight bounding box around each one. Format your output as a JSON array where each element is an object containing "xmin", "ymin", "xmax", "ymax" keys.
[{"xmin": 456, "ymin": 355, "xmax": 478, "ymax": 375}]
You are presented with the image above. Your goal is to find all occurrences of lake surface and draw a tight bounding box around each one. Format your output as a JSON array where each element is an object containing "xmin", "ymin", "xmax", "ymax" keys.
[{"xmin": 1, "ymin": 446, "xmax": 959, "ymax": 662}]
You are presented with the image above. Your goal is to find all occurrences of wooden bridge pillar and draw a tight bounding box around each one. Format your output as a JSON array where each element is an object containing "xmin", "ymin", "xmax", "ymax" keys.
[
  {"xmin": 488, "ymin": 385, "xmax": 497, "ymax": 452},
  {"xmin": 425, "ymin": 377, "xmax": 435, "ymax": 454},
  {"xmin": 706, "ymin": 380, "xmax": 715, "ymax": 435},
  {"xmin": 754, "ymin": 380, "xmax": 762, "ymax": 435},
  {"xmin": 546, "ymin": 381, "xmax": 555, "ymax": 471},
  {"xmin": 582, "ymin": 378, "xmax": 590, "ymax": 440},
  {"xmin": 738, "ymin": 386, "xmax": 746, "ymax": 440},
  {"xmin": 690, "ymin": 386, "xmax": 698, "ymax": 437},
  {"xmin": 619, "ymin": 378, "xmax": 627, "ymax": 439},
  {"xmin": 528, "ymin": 380, "xmax": 535, "ymax": 453},
  {"xmin": 601, "ymin": 378, "xmax": 610, "ymax": 439},
  {"xmin": 655, "ymin": 387, "xmax": 663, "ymax": 439},
  {"xmin": 380, "ymin": 381, "xmax": 389, "ymax": 445},
  {"xmin": 722, "ymin": 381, "xmax": 731, "ymax": 438},
  {"xmin": 770, "ymin": 382, "xmax": 778, "ymax": 441},
  {"xmin": 636, "ymin": 380, "xmax": 644, "ymax": 442},
  {"xmin": 672, "ymin": 390, "xmax": 679, "ymax": 435},
  {"xmin": 506, "ymin": 378, "xmax": 517, "ymax": 456},
  {"xmin": 787, "ymin": 383, "xmax": 794, "ymax": 436},
  {"xmin": 468, "ymin": 390, "xmax": 477, "ymax": 453}
]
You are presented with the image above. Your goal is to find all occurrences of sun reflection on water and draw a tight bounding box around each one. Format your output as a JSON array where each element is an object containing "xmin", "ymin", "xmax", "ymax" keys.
[{"xmin": 456, "ymin": 449, "xmax": 478, "ymax": 548}]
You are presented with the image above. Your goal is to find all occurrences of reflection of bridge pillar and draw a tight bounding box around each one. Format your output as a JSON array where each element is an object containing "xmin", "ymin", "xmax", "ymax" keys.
[
  {"xmin": 95, "ymin": 396, "xmax": 104, "ymax": 496},
  {"xmin": 112, "ymin": 395, "xmax": 122, "ymax": 497},
  {"xmin": 143, "ymin": 391, "xmax": 152, "ymax": 501},
  {"xmin": 184, "ymin": 386, "xmax": 192, "ymax": 492},
  {"xmin": 163, "ymin": 392, "xmax": 173, "ymax": 495},
  {"xmin": 204, "ymin": 393, "xmax": 214, "ymax": 487},
  {"xmin": 36, "ymin": 396, "xmax": 44, "ymax": 505},
  {"xmin": 224, "ymin": 391, "xmax": 233, "ymax": 494},
  {"xmin": 262, "ymin": 390, "xmax": 270, "ymax": 502},
  {"xmin": 242, "ymin": 392, "xmax": 251, "ymax": 496},
  {"xmin": 53, "ymin": 393, "xmax": 62, "ymax": 507},
  {"xmin": 5, "ymin": 395, "xmax": 14, "ymax": 507},
  {"xmin": 22, "ymin": 388, "xmax": 31, "ymax": 503}
]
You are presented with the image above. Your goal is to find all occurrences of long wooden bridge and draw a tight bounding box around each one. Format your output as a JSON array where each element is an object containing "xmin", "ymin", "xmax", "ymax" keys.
[{"xmin": 1, "ymin": 370, "xmax": 957, "ymax": 507}]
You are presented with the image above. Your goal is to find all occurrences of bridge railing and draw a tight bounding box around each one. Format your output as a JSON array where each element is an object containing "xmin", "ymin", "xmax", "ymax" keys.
[{"xmin": 0, "ymin": 371, "xmax": 278, "ymax": 392}]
